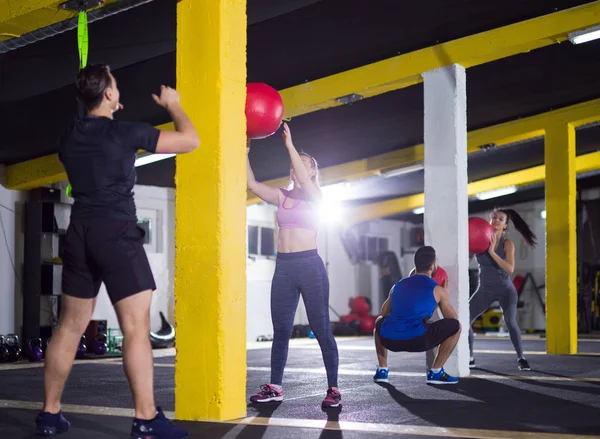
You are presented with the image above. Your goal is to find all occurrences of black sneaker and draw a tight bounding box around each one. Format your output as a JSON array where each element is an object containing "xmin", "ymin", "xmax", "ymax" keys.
[
  {"xmin": 131, "ymin": 407, "xmax": 188, "ymax": 439},
  {"xmin": 518, "ymin": 358, "xmax": 531, "ymax": 371},
  {"xmin": 35, "ymin": 411, "xmax": 71, "ymax": 436},
  {"xmin": 469, "ymin": 359, "xmax": 476, "ymax": 369}
]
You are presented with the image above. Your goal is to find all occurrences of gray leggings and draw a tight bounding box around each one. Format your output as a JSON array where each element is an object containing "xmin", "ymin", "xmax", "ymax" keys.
[
  {"xmin": 270, "ymin": 249, "xmax": 339, "ymax": 387},
  {"xmin": 468, "ymin": 274, "xmax": 524, "ymax": 358}
]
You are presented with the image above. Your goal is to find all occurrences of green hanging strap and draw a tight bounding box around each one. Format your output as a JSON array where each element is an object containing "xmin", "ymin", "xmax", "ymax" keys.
[
  {"xmin": 78, "ymin": 11, "xmax": 89, "ymax": 70},
  {"xmin": 67, "ymin": 10, "xmax": 90, "ymax": 199}
]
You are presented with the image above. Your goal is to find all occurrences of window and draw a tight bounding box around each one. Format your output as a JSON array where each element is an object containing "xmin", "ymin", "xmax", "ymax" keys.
[
  {"xmin": 358, "ymin": 234, "xmax": 390, "ymax": 263},
  {"xmin": 248, "ymin": 225, "xmax": 259, "ymax": 255},
  {"xmin": 260, "ymin": 228, "xmax": 275, "ymax": 256},
  {"xmin": 137, "ymin": 218, "xmax": 151, "ymax": 245},
  {"xmin": 247, "ymin": 224, "xmax": 276, "ymax": 257}
]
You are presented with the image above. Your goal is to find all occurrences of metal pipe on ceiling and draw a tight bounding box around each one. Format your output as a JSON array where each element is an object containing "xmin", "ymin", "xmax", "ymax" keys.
[{"xmin": 0, "ymin": 0, "xmax": 155, "ymax": 54}]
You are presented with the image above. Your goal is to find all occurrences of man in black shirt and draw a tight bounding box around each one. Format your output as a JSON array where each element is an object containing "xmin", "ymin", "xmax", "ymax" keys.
[{"xmin": 36, "ymin": 64, "xmax": 199, "ymax": 438}]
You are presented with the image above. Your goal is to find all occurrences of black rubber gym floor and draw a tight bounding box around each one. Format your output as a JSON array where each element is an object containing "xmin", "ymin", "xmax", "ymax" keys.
[{"xmin": 1, "ymin": 336, "xmax": 599, "ymax": 438}]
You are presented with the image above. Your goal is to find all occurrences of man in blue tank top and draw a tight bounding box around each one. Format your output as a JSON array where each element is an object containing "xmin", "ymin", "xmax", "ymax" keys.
[{"xmin": 373, "ymin": 246, "xmax": 461, "ymax": 384}]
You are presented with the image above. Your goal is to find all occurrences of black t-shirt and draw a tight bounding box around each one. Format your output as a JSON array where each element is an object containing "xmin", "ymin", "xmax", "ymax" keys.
[{"xmin": 59, "ymin": 116, "xmax": 160, "ymax": 221}]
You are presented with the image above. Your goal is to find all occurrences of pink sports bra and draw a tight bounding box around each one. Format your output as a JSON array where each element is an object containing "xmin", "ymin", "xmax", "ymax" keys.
[{"xmin": 276, "ymin": 189, "xmax": 319, "ymax": 232}]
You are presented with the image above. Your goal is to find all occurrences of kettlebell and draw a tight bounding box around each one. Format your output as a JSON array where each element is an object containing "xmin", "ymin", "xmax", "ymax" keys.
[
  {"xmin": 42, "ymin": 337, "xmax": 50, "ymax": 358},
  {"xmin": 27, "ymin": 338, "xmax": 43, "ymax": 362},
  {"xmin": 0, "ymin": 335, "xmax": 8, "ymax": 363},
  {"xmin": 94, "ymin": 333, "xmax": 107, "ymax": 355},
  {"xmin": 76, "ymin": 335, "xmax": 87, "ymax": 359},
  {"xmin": 5, "ymin": 334, "xmax": 21, "ymax": 362}
]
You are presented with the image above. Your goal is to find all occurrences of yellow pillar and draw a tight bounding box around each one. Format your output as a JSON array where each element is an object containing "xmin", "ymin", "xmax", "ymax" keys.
[
  {"xmin": 174, "ymin": 0, "xmax": 247, "ymax": 421},
  {"xmin": 544, "ymin": 123, "xmax": 577, "ymax": 355}
]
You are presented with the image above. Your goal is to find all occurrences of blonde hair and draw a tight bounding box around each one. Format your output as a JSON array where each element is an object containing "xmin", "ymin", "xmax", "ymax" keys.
[{"xmin": 298, "ymin": 152, "xmax": 320, "ymax": 186}]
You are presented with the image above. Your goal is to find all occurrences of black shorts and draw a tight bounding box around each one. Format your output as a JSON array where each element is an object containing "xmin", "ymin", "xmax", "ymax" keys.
[
  {"xmin": 61, "ymin": 218, "xmax": 156, "ymax": 304},
  {"xmin": 376, "ymin": 316, "xmax": 460, "ymax": 352}
]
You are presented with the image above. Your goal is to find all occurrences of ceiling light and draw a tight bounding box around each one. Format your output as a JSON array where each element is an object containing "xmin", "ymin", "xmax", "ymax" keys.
[
  {"xmin": 380, "ymin": 163, "xmax": 424, "ymax": 178},
  {"xmin": 540, "ymin": 210, "xmax": 546, "ymax": 219},
  {"xmin": 474, "ymin": 186, "xmax": 517, "ymax": 201},
  {"xmin": 134, "ymin": 153, "xmax": 175, "ymax": 167},
  {"xmin": 412, "ymin": 207, "xmax": 424, "ymax": 215},
  {"xmin": 568, "ymin": 24, "xmax": 600, "ymax": 45}
]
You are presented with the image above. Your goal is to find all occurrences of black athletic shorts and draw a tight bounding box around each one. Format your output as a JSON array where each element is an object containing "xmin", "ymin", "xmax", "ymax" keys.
[
  {"xmin": 375, "ymin": 316, "xmax": 460, "ymax": 352},
  {"xmin": 61, "ymin": 218, "xmax": 156, "ymax": 304}
]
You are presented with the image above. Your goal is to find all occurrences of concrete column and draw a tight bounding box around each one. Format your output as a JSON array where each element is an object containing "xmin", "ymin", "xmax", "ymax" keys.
[
  {"xmin": 422, "ymin": 64, "xmax": 470, "ymax": 377},
  {"xmin": 174, "ymin": 0, "xmax": 247, "ymax": 421},
  {"xmin": 545, "ymin": 123, "xmax": 577, "ymax": 354}
]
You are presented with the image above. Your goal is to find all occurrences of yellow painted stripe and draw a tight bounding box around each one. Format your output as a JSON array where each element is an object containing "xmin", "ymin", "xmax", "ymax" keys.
[
  {"xmin": 233, "ymin": 416, "xmax": 593, "ymax": 439},
  {"xmin": 277, "ymin": 2, "xmax": 600, "ymax": 118},
  {"xmin": 0, "ymin": 399, "xmax": 591, "ymax": 439},
  {"xmin": 0, "ymin": 399, "xmax": 173, "ymax": 419},
  {"xmin": 346, "ymin": 150, "xmax": 600, "ymax": 223}
]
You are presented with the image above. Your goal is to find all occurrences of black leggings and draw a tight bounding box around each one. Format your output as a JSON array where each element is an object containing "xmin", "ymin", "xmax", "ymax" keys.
[{"xmin": 270, "ymin": 250, "xmax": 339, "ymax": 388}]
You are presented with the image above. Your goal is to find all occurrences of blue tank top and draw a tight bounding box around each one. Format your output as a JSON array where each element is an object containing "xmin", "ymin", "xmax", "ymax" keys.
[
  {"xmin": 476, "ymin": 235, "xmax": 509, "ymax": 280},
  {"xmin": 379, "ymin": 274, "xmax": 439, "ymax": 340}
]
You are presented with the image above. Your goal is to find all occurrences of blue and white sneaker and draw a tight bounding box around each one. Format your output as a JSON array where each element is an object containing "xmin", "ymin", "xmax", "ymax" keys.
[
  {"xmin": 426, "ymin": 368, "xmax": 459, "ymax": 385},
  {"xmin": 130, "ymin": 407, "xmax": 188, "ymax": 439},
  {"xmin": 373, "ymin": 367, "xmax": 389, "ymax": 383},
  {"xmin": 35, "ymin": 411, "xmax": 71, "ymax": 436}
]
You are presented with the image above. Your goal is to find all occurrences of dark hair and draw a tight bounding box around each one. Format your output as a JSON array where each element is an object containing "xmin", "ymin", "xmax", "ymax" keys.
[
  {"xmin": 494, "ymin": 208, "xmax": 537, "ymax": 248},
  {"xmin": 414, "ymin": 246, "xmax": 436, "ymax": 272},
  {"xmin": 75, "ymin": 64, "xmax": 113, "ymax": 111}
]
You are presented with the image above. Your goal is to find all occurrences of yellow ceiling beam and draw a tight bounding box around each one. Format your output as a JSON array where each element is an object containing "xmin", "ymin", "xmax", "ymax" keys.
[
  {"xmin": 0, "ymin": 0, "xmax": 119, "ymax": 42},
  {"xmin": 7, "ymin": 98, "xmax": 600, "ymax": 192},
  {"xmin": 345, "ymin": 150, "xmax": 600, "ymax": 224},
  {"xmin": 4, "ymin": 2, "xmax": 600, "ymax": 190},
  {"xmin": 246, "ymin": 98, "xmax": 600, "ymax": 204},
  {"xmin": 279, "ymin": 1, "xmax": 600, "ymax": 118}
]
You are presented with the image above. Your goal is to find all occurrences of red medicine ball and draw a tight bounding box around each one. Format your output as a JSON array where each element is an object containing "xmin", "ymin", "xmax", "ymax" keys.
[
  {"xmin": 246, "ymin": 83, "xmax": 284, "ymax": 139},
  {"xmin": 468, "ymin": 217, "xmax": 495, "ymax": 255},
  {"xmin": 409, "ymin": 266, "xmax": 448, "ymax": 286}
]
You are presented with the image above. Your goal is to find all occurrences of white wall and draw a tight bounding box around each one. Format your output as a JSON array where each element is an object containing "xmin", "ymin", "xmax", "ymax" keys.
[
  {"xmin": 90, "ymin": 185, "xmax": 175, "ymax": 333},
  {"xmin": 246, "ymin": 203, "xmax": 277, "ymax": 342},
  {"xmin": 0, "ymin": 179, "xmax": 26, "ymax": 336}
]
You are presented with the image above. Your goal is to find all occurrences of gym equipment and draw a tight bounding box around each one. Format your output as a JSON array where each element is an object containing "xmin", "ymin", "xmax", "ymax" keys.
[
  {"xmin": 85, "ymin": 320, "xmax": 107, "ymax": 353},
  {"xmin": 5, "ymin": 334, "xmax": 22, "ymax": 362},
  {"xmin": 150, "ymin": 312, "xmax": 175, "ymax": 349},
  {"xmin": 360, "ymin": 315, "xmax": 377, "ymax": 334},
  {"xmin": 468, "ymin": 217, "xmax": 494, "ymax": 254},
  {"xmin": 340, "ymin": 314, "xmax": 362, "ymax": 334},
  {"xmin": 409, "ymin": 266, "xmax": 448, "ymax": 286},
  {"xmin": 27, "ymin": 338, "xmax": 44, "ymax": 362},
  {"xmin": 433, "ymin": 266, "xmax": 448, "ymax": 286},
  {"xmin": 378, "ymin": 251, "xmax": 402, "ymax": 306},
  {"xmin": 77, "ymin": 336, "xmax": 87, "ymax": 359},
  {"xmin": 0, "ymin": 335, "xmax": 8, "ymax": 363},
  {"xmin": 94, "ymin": 333, "xmax": 107, "ymax": 355},
  {"xmin": 107, "ymin": 328, "xmax": 123, "ymax": 354},
  {"xmin": 292, "ymin": 324, "xmax": 309, "ymax": 338},
  {"xmin": 246, "ymin": 83, "xmax": 284, "ymax": 139},
  {"xmin": 42, "ymin": 337, "xmax": 50, "ymax": 358},
  {"xmin": 349, "ymin": 296, "xmax": 371, "ymax": 316},
  {"xmin": 256, "ymin": 334, "xmax": 273, "ymax": 342}
]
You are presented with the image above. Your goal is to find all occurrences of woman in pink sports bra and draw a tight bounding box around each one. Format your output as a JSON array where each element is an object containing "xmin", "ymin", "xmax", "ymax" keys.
[{"xmin": 246, "ymin": 122, "xmax": 341, "ymax": 409}]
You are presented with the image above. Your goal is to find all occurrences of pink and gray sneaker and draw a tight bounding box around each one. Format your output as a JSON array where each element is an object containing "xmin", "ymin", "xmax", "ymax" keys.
[
  {"xmin": 321, "ymin": 387, "xmax": 342, "ymax": 408},
  {"xmin": 250, "ymin": 384, "xmax": 283, "ymax": 403}
]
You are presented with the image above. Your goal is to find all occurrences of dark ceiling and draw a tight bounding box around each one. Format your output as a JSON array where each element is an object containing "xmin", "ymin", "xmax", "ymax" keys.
[{"xmin": 1, "ymin": 0, "xmax": 599, "ymax": 210}]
